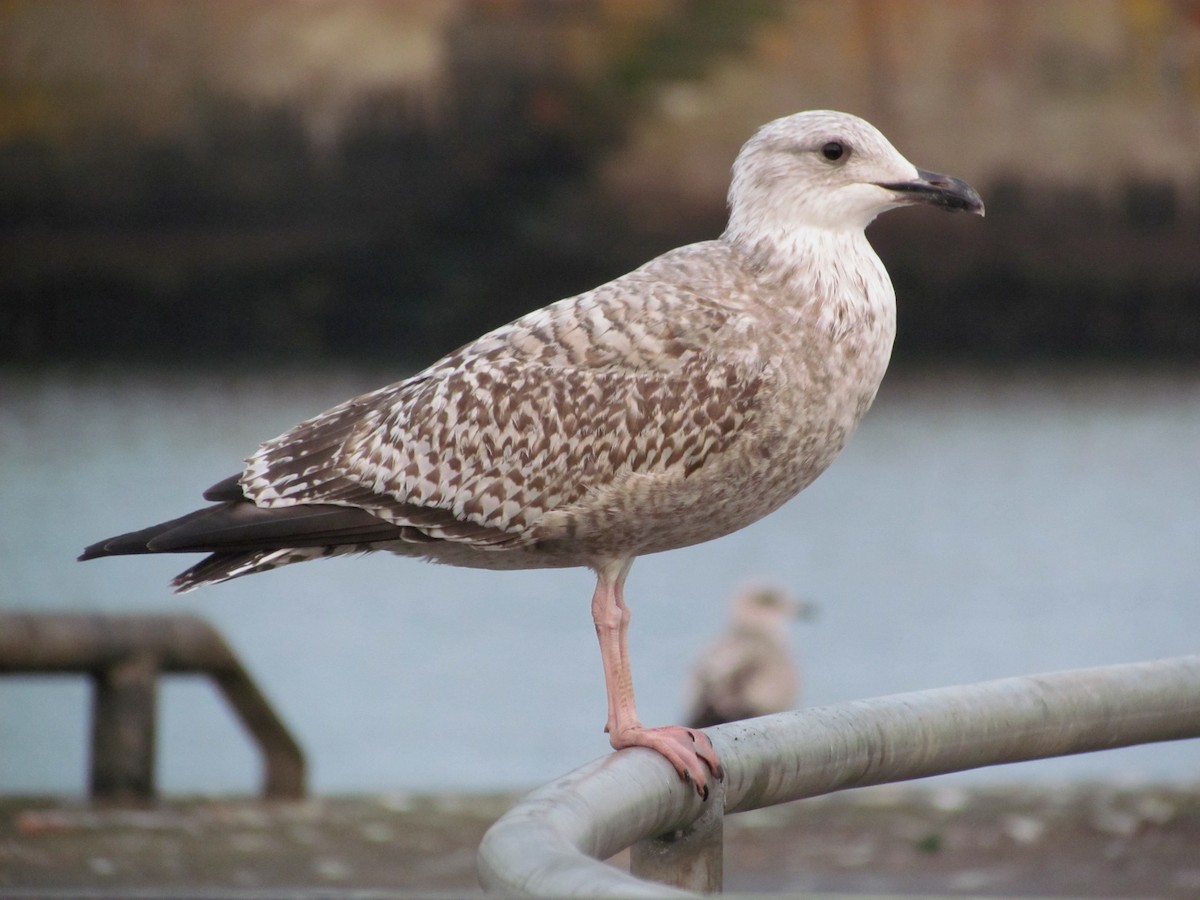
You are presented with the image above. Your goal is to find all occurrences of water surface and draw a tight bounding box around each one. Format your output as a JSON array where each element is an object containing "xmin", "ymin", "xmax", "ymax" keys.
[{"xmin": 1, "ymin": 366, "xmax": 1197, "ymax": 794}]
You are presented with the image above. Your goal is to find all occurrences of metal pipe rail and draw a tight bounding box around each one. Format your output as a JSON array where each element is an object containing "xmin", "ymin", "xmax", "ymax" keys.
[
  {"xmin": 478, "ymin": 655, "xmax": 1200, "ymax": 896},
  {"xmin": 0, "ymin": 612, "xmax": 305, "ymax": 800}
]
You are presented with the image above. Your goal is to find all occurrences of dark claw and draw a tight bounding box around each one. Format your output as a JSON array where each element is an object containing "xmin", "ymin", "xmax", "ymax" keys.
[
  {"xmin": 687, "ymin": 727, "xmax": 724, "ymax": 782},
  {"xmin": 677, "ymin": 762, "xmax": 709, "ymax": 798}
]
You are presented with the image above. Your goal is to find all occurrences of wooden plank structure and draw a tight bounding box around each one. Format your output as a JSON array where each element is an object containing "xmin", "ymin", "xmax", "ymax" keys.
[{"xmin": 0, "ymin": 612, "xmax": 305, "ymax": 800}]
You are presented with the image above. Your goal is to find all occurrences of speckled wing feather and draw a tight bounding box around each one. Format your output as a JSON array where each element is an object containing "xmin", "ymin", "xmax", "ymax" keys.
[{"xmin": 240, "ymin": 247, "xmax": 765, "ymax": 555}]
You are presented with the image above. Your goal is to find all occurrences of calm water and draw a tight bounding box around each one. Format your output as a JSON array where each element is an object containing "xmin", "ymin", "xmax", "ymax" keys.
[{"xmin": 1, "ymin": 366, "xmax": 1197, "ymax": 795}]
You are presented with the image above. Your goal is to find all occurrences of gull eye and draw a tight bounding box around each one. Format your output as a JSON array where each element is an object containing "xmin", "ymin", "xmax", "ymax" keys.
[{"xmin": 821, "ymin": 141, "xmax": 847, "ymax": 162}]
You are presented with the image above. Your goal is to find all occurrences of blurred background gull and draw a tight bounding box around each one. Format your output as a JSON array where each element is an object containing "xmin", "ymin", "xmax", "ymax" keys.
[
  {"xmin": 2, "ymin": 0, "xmax": 1198, "ymax": 795},
  {"xmin": 685, "ymin": 585, "xmax": 815, "ymax": 730}
]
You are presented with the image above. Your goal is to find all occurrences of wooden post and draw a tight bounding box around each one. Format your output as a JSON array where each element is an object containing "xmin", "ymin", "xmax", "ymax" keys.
[
  {"xmin": 89, "ymin": 652, "xmax": 159, "ymax": 799},
  {"xmin": 0, "ymin": 612, "xmax": 307, "ymax": 801},
  {"xmin": 210, "ymin": 665, "xmax": 307, "ymax": 799}
]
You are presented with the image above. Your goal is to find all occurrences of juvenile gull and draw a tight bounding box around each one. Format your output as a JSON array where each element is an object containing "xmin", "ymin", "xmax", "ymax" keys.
[
  {"xmin": 81, "ymin": 110, "xmax": 983, "ymax": 796},
  {"xmin": 685, "ymin": 585, "xmax": 813, "ymax": 729}
]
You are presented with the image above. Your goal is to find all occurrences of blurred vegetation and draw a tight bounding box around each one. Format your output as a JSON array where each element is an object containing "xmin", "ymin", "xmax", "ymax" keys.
[{"xmin": 2, "ymin": 0, "xmax": 1199, "ymax": 367}]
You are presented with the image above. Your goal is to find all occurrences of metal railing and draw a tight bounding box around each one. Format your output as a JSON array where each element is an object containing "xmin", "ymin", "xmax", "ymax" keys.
[
  {"xmin": 478, "ymin": 655, "xmax": 1200, "ymax": 896},
  {"xmin": 0, "ymin": 612, "xmax": 305, "ymax": 800}
]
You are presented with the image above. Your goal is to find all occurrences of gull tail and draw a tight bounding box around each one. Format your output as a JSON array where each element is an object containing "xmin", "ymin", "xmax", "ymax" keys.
[{"xmin": 79, "ymin": 475, "xmax": 406, "ymax": 591}]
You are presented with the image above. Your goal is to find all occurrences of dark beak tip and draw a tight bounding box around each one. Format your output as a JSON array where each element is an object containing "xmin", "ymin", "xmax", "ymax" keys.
[
  {"xmin": 955, "ymin": 190, "xmax": 986, "ymax": 217},
  {"xmin": 881, "ymin": 169, "xmax": 985, "ymax": 217},
  {"xmin": 963, "ymin": 191, "xmax": 987, "ymax": 217},
  {"xmin": 943, "ymin": 175, "xmax": 986, "ymax": 217}
]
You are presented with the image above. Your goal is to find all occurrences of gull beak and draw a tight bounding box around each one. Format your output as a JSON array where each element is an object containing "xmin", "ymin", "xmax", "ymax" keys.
[
  {"xmin": 791, "ymin": 597, "xmax": 818, "ymax": 622},
  {"xmin": 877, "ymin": 168, "xmax": 985, "ymax": 216}
]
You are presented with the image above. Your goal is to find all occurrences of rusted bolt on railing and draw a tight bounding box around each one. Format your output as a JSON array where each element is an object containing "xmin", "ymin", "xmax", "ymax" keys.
[{"xmin": 0, "ymin": 612, "xmax": 305, "ymax": 800}]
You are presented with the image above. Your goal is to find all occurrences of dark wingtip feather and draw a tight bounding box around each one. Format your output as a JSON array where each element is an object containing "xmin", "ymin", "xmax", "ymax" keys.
[
  {"xmin": 78, "ymin": 542, "xmax": 111, "ymax": 562},
  {"xmin": 203, "ymin": 474, "xmax": 246, "ymax": 502},
  {"xmin": 83, "ymin": 496, "xmax": 405, "ymax": 570},
  {"xmin": 78, "ymin": 507, "xmax": 230, "ymax": 561},
  {"xmin": 79, "ymin": 476, "xmax": 244, "ymax": 562},
  {"xmin": 79, "ymin": 525, "xmax": 165, "ymax": 560}
]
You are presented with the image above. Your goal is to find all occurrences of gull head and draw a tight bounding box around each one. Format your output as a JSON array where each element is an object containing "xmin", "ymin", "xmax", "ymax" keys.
[
  {"xmin": 725, "ymin": 110, "xmax": 984, "ymax": 241},
  {"xmin": 730, "ymin": 584, "xmax": 816, "ymax": 635}
]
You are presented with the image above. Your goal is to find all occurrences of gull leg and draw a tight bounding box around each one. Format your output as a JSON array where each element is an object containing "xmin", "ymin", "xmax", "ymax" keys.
[{"xmin": 591, "ymin": 559, "xmax": 723, "ymax": 797}]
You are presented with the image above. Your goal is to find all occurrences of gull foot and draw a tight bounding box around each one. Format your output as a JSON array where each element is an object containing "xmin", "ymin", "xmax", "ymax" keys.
[{"xmin": 610, "ymin": 724, "xmax": 723, "ymax": 798}]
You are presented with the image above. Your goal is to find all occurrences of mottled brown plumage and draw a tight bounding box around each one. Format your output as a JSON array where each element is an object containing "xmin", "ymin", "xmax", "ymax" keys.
[{"xmin": 82, "ymin": 111, "xmax": 983, "ymax": 794}]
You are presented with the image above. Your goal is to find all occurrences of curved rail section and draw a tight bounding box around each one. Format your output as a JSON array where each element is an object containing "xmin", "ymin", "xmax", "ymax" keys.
[
  {"xmin": 0, "ymin": 612, "xmax": 305, "ymax": 800},
  {"xmin": 478, "ymin": 655, "xmax": 1200, "ymax": 896}
]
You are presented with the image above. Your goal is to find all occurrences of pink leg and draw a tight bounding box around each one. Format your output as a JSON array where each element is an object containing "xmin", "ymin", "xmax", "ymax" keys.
[{"xmin": 591, "ymin": 559, "xmax": 723, "ymax": 797}]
